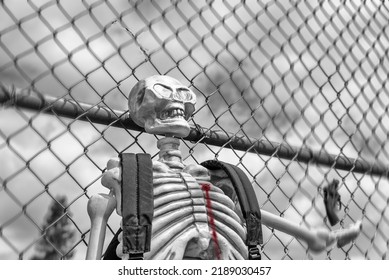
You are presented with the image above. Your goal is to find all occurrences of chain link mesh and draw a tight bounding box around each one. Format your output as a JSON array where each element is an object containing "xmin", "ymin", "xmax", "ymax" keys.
[{"xmin": 1, "ymin": 0, "xmax": 389, "ymax": 260}]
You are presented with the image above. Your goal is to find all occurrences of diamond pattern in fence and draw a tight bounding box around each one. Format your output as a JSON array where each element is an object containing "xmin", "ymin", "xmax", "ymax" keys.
[{"xmin": 1, "ymin": 0, "xmax": 389, "ymax": 260}]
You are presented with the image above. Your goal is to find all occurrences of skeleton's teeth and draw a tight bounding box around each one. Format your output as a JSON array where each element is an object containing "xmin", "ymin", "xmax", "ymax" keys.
[{"xmin": 161, "ymin": 108, "xmax": 185, "ymax": 119}]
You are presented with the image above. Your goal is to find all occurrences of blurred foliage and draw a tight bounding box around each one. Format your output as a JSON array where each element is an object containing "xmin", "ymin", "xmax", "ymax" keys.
[{"xmin": 31, "ymin": 195, "xmax": 75, "ymax": 260}]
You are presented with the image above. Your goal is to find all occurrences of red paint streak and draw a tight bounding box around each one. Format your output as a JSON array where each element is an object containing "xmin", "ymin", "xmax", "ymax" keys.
[{"xmin": 201, "ymin": 183, "xmax": 221, "ymax": 260}]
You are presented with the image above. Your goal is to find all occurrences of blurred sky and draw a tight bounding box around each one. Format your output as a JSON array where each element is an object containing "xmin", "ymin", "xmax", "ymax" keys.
[{"xmin": 1, "ymin": 0, "xmax": 389, "ymax": 260}]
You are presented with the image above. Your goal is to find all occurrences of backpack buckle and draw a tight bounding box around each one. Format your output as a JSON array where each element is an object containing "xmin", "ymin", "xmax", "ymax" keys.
[
  {"xmin": 129, "ymin": 253, "xmax": 144, "ymax": 260},
  {"xmin": 248, "ymin": 245, "xmax": 261, "ymax": 260}
]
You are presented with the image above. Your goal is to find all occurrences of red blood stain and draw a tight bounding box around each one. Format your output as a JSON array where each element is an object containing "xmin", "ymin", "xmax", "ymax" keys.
[{"xmin": 201, "ymin": 183, "xmax": 221, "ymax": 260}]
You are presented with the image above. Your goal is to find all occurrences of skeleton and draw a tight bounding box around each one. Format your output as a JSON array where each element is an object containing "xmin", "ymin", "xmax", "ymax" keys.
[{"xmin": 86, "ymin": 75, "xmax": 362, "ymax": 260}]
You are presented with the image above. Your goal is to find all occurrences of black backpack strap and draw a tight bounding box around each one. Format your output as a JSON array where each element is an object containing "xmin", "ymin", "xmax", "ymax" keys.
[
  {"xmin": 120, "ymin": 153, "xmax": 154, "ymax": 260},
  {"xmin": 201, "ymin": 160, "xmax": 263, "ymax": 260}
]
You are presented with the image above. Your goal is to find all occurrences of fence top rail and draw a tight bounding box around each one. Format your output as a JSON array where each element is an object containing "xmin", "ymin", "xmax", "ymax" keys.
[{"xmin": 1, "ymin": 83, "xmax": 387, "ymax": 178}]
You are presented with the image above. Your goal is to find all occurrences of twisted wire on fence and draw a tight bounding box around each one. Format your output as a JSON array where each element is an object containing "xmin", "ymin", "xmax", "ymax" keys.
[{"xmin": 1, "ymin": 0, "xmax": 389, "ymax": 260}]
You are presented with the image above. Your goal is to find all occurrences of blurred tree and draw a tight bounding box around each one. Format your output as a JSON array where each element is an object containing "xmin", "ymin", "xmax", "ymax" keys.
[{"xmin": 31, "ymin": 196, "xmax": 75, "ymax": 260}]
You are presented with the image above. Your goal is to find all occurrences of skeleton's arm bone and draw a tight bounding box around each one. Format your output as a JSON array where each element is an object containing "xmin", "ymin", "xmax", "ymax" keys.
[
  {"xmin": 261, "ymin": 210, "xmax": 319, "ymax": 247},
  {"xmin": 260, "ymin": 210, "xmax": 362, "ymax": 252},
  {"xmin": 86, "ymin": 192, "xmax": 116, "ymax": 260}
]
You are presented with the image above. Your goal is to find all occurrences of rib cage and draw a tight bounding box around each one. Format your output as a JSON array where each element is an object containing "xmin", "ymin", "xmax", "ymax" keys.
[{"xmin": 143, "ymin": 159, "xmax": 248, "ymax": 260}]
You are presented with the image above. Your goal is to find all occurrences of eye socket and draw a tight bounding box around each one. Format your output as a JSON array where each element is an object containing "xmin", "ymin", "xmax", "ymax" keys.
[
  {"xmin": 153, "ymin": 84, "xmax": 172, "ymax": 98},
  {"xmin": 177, "ymin": 88, "xmax": 193, "ymax": 101}
]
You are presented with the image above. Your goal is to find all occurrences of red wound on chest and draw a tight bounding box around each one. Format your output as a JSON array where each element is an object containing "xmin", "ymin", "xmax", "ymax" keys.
[{"xmin": 201, "ymin": 183, "xmax": 221, "ymax": 260}]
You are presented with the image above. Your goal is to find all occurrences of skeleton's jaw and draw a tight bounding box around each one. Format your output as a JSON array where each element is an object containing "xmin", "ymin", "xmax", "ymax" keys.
[
  {"xmin": 145, "ymin": 116, "xmax": 191, "ymax": 137},
  {"xmin": 159, "ymin": 106, "xmax": 185, "ymax": 120},
  {"xmin": 143, "ymin": 102, "xmax": 191, "ymax": 137}
]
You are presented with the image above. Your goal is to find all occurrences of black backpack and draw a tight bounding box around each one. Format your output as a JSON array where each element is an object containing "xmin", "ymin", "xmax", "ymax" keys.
[{"xmin": 103, "ymin": 154, "xmax": 263, "ymax": 260}]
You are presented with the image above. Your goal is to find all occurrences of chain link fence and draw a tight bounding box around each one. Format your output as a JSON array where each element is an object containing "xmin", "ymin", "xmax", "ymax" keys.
[{"xmin": 1, "ymin": 0, "xmax": 389, "ymax": 260}]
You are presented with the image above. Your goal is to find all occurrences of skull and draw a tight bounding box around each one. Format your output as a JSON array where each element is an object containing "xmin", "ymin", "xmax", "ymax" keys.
[{"xmin": 128, "ymin": 75, "xmax": 196, "ymax": 137}]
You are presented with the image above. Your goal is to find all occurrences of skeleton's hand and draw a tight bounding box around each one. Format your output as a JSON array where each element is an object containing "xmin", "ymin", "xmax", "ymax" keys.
[
  {"xmin": 115, "ymin": 223, "xmax": 128, "ymax": 259},
  {"xmin": 101, "ymin": 157, "xmax": 122, "ymax": 216},
  {"xmin": 308, "ymin": 221, "xmax": 362, "ymax": 252},
  {"xmin": 307, "ymin": 228, "xmax": 337, "ymax": 252}
]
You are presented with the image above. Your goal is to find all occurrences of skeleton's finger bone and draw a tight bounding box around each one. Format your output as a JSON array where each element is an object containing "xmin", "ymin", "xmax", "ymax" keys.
[
  {"xmin": 101, "ymin": 168, "xmax": 121, "ymax": 187},
  {"xmin": 107, "ymin": 157, "xmax": 120, "ymax": 170},
  {"xmin": 118, "ymin": 231, "xmax": 123, "ymax": 243},
  {"xmin": 115, "ymin": 241, "xmax": 129, "ymax": 260},
  {"xmin": 115, "ymin": 232, "xmax": 129, "ymax": 260},
  {"xmin": 109, "ymin": 167, "xmax": 121, "ymax": 182},
  {"xmin": 116, "ymin": 231, "xmax": 123, "ymax": 258},
  {"xmin": 335, "ymin": 220, "xmax": 362, "ymax": 248},
  {"xmin": 86, "ymin": 193, "xmax": 116, "ymax": 260}
]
